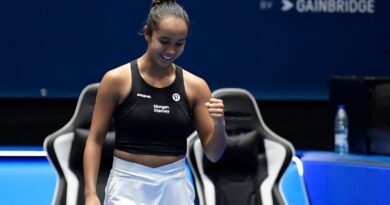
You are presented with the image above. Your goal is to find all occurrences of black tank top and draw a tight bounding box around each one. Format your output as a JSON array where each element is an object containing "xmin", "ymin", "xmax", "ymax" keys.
[{"xmin": 113, "ymin": 60, "xmax": 194, "ymax": 156}]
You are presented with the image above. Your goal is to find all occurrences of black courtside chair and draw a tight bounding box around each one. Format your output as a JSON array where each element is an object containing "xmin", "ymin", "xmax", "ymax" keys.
[
  {"xmin": 367, "ymin": 83, "xmax": 390, "ymax": 155},
  {"xmin": 187, "ymin": 88, "xmax": 295, "ymax": 205},
  {"xmin": 44, "ymin": 83, "xmax": 115, "ymax": 205}
]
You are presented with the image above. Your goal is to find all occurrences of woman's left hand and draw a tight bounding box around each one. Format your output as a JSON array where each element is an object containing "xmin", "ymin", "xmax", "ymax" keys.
[{"xmin": 205, "ymin": 98, "xmax": 225, "ymax": 126}]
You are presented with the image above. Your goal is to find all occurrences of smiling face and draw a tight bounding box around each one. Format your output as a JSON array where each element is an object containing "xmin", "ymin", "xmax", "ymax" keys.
[{"xmin": 144, "ymin": 16, "xmax": 188, "ymax": 68}]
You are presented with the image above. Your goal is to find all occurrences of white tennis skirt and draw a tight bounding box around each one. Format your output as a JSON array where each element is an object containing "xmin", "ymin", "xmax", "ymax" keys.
[{"xmin": 104, "ymin": 156, "xmax": 195, "ymax": 205}]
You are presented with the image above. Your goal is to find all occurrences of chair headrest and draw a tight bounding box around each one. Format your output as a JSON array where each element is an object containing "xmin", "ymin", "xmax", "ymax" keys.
[
  {"xmin": 213, "ymin": 89, "xmax": 261, "ymax": 135},
  {"xmin": 73, "ymin": 84, "xmax": 99, "ymax": 129}
]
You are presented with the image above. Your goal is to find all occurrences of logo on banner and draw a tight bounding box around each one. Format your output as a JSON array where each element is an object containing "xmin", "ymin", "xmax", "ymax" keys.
[
  {"xmin": 260, "ymin": 0, "xmax": 376, "ymax": 14},
  {"xmin": 282, "ymin": 0, "xmax": 294, "ymax": 11},
  {"xmin": 259, "ymin": 0, "xmax": 274, "ymax": 10}
]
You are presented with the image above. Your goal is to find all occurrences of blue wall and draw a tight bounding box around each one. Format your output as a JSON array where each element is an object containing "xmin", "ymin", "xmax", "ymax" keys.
[{"xmin": 1, "ymin": 0, "xmax": 389, "ymax": 99}]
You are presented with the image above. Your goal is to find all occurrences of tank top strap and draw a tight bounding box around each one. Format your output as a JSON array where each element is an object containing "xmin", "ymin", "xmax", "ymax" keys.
[
  {"xmin": 130, "ymin": 60, "xmax": 140, "ymax": 87},
  {"xmin": 174, "ymin": 65, "xmax": 184, "ymax": 87}
]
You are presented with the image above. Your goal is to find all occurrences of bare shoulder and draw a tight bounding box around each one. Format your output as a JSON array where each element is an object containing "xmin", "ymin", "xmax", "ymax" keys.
[
  {"xmin": 99, "ymin": 63, "xmax": 131, "ymax": 102},
  {"xmin": 103, "ymin": 63, "xmax": 130, "ymax": 84},
  {"xmin": 182, "ymin": 69, "xmax": 208, "ymax": 90},
  {"xmin": 182, "ymin": 68, "xmax": 211, "ymax": 104}
]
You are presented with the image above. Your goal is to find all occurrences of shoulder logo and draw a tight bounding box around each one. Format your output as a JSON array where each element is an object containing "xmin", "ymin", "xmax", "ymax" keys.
[{"xmin": 172, "ymin": 93, "xmax": 181, "ymax": 102}]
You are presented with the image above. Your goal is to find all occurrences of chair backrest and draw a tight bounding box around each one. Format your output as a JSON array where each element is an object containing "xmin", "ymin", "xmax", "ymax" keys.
[
  {"xmin": 372, "ymin": 83, "xmax": 390, "ymax": 130},
  {"xmin": 368, "ymin": 83, "xmax": 390, "ymax": 155},
  {"xmin": 44, "ymin": 83, "xmax": 115, "ymax": 205},
  {"xmin": 187, "ymin": 88, "xmax": 294, "ymax": 205}
]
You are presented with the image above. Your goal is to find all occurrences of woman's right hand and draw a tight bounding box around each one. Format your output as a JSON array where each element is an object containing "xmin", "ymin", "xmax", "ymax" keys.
[{"xmin": 85, "ymin": 194, "xmax": 101, "ymax": 205}]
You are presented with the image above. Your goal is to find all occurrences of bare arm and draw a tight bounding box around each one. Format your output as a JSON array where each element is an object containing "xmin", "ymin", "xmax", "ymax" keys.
[
  {"xmin": 83, "ymin": 71, "xmax": 121, "ymax": 204},
  {"xmin": 192, "ymin": 78, "xmax": 227, "ymax": 162}
]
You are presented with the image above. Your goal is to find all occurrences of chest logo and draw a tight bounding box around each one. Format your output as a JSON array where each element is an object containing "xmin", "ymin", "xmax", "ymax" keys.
[
  {"xmin": 137, "ymin": 93, "xmax": 151, "ymax": 99},
  {"xmin": 154, "ymin": 104, "xmax": 170, "ymax": 114},
  {"xmin": 172, "ymin": 93, "xmax": 181, "ymax": 102}
]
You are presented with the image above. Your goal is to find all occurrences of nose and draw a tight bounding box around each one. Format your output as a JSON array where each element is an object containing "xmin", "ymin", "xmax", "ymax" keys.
[{"xmin": 165, "ymin": 45, "xmax": 176, "ymax": 55}]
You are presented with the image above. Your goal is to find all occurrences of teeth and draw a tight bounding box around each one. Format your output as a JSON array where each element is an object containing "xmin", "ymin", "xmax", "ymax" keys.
[{"xmin": 162, "ymin": 55, "xmax": 173, "ymax": 60}]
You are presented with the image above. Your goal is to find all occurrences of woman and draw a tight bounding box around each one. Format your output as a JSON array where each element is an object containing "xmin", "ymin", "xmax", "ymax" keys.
[{"xmin": 83, "ymin": 0, "xmax": 227, "ymax": 204}]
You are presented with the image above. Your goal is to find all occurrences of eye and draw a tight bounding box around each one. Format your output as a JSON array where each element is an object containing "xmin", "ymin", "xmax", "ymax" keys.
[
  {"xmin": 159, "ymin": 39, "xmax": 170, "ymax": 45},
  {"xmin": 175, "ymin": 42, "xmax": 184, "ymax": 47}
]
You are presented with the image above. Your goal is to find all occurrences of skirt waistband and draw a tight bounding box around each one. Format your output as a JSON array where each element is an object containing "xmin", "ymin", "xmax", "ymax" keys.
[{"xmin": 111, "ymin": 156, "xmax": 186, "ymax": 176}]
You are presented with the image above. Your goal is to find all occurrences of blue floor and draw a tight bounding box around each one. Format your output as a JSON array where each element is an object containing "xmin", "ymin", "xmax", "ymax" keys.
[
  {"xmin": 0, "ymin": 146, "xmax": 309, "ymax": 205},
  {"xmin": 0, "ymin": 157, "xmax": 56, "ymax": 205}
]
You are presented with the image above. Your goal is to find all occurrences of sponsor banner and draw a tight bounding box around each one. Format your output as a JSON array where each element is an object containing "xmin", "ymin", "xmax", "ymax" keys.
[{"xmin": 1, "ymin": 0, "xmax": 389, "ymax": 99}]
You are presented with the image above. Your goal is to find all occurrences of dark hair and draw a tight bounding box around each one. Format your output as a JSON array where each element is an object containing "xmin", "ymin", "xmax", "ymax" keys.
[{"xmin": 145, "ymin": 0, "xmax": 189, "ymax": 35}]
